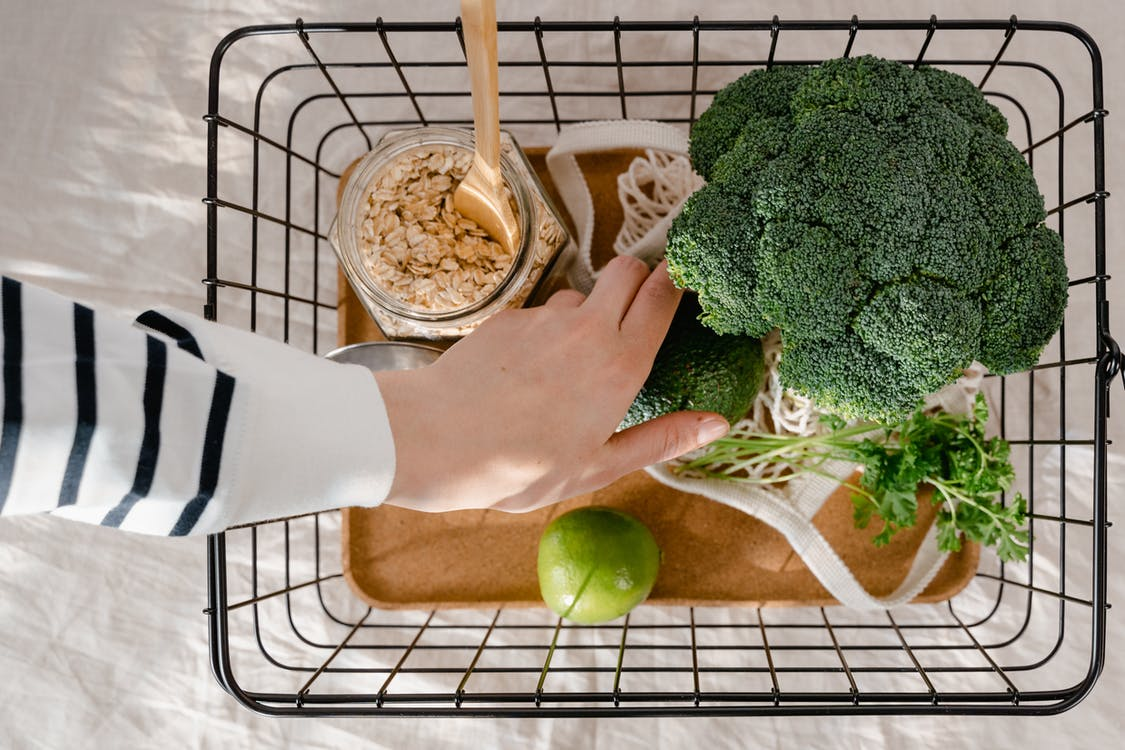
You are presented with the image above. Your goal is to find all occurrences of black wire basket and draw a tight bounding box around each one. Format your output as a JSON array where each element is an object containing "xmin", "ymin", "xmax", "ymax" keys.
[{"xmin": 203, "ymin": 15, "xmax": 1114, "ymax": 717}]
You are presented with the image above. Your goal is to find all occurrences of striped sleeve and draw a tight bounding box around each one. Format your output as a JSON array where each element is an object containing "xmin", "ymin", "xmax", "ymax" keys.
[{"xmin": 0, "ymin": 276, "xmax": 396, "ymax": 535}]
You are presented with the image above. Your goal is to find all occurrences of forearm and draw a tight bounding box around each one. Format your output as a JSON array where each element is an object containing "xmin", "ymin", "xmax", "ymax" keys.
[{"xmin": 0, "ymin": 276, "xmax": 395, "ymax": 535}]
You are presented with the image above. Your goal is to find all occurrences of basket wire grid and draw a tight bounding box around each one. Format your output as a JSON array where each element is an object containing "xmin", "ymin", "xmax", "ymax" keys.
[{"xmin": 204, "ymin": 16, "xmax": 1115, "ymax": 716}]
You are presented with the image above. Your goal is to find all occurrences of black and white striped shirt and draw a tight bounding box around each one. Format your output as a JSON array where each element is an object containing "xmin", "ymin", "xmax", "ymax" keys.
[{"xmin": 0, "ymin": 276, "xmax": 395, "ymax": 535}]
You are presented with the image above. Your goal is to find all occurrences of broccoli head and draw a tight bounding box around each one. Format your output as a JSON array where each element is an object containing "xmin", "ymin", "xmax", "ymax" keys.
[
  {"xmin": 620, "ymin": 296, "xmax": 766, "ymax": 430},
  {"xmin": 667, "ymin": 55, "xmax": 1068, "ymax": 422}
]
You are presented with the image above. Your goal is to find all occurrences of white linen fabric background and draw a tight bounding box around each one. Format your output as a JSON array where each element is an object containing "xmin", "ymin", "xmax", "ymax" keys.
[{"xmin": 1, "ymin": 0, "xmax": 1123, "ymax": 747}]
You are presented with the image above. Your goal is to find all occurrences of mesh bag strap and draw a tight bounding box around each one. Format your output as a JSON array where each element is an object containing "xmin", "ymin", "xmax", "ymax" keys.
[
  {"xmin": 647, "ymin": 463, "xmax": 950, "ymax": 609},
  {"xmin": 544, "ymin": 120, "xmax": 693, "ymax": 292}
]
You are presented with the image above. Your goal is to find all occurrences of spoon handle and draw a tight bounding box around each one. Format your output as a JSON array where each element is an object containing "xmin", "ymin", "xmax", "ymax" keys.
[{"xmin": 460, "ymin": 0, "xmax": 502, "ymax": 186}]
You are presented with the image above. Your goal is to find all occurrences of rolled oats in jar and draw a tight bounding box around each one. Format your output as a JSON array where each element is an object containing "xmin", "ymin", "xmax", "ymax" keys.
[{"xmin": 330, "ymin": 127, "xmax": 572, "ymax": 340}]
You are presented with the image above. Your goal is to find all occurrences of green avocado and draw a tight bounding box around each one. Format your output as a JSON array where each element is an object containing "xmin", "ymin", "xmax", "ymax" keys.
[{"xmin": 620, "ymin": 296, "xmax": 766, "ymax": 430}]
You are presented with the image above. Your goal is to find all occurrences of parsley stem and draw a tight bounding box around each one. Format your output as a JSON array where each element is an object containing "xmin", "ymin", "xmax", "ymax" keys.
[
  {"xmin": 687, "ymin": 424, "xmax": 886, "ymax": 473},
  {"xmin": 927, "ymin": 478, "xmax": 1017, "ymax": 544},
  {"xmin": 672, "ymin": 394, "xmax": 1026, "ymax": 560}
]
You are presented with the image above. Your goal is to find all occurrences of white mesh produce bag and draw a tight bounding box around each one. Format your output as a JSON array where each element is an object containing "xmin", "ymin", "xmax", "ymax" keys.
[{"xmin": 546, "ymin": 120, "xmax": 984, "ymax": 609}]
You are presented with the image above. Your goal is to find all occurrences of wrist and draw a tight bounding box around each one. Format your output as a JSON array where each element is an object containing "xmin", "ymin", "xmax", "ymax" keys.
[{"xmin": 374, "ymin": 367, "xmax": 441, "ymax": 511}]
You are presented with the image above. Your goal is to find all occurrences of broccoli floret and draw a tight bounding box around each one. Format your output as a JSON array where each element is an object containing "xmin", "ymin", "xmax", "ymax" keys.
[
  {"xmin": 856, "ymin": 282, "xmax": 982, "ymax": 375},
  {"xmin": 778, "ymin": 331, "xmax": 950, "ymax": 423},
  {"xmin": 689, "ymin": 65, "xmax": 809, "ymax": 181},
  {"xmin": 917, "ymin": 66, "xmax": 1009, "ymax": 136},
  {"xmin": 791, "ymin": 54, "xmax": 929, "ymax": 122},
  {"xmin": 978, "ymin": 225, "xmax": 1069, "ymax": 374},
  {"xmin": 756, "ymin": 221, "xmax": 871, "ymax": 341},
  {"xmin": 708, "ymin": 117, "xmax": 794, "ymax": 203},
  {"xmin": 793, "ymin": 110, "xmax": 933, "ymax": 282},
  {"xmin": 966, "ymin": 128, "xmax": 1048, "ymax": 240},
  {"xmin": 669, "ymin": 55, "xmax": 1068, "ymax": 422},
  {"xmin": 665, "ymin": 185, "xmax": 772, "ymax": 337}
]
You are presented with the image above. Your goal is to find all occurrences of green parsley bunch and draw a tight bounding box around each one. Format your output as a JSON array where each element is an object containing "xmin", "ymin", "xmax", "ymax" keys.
[{"xmin": 677, "ymin": 394, "xmax": 1030, "ymax": 561}]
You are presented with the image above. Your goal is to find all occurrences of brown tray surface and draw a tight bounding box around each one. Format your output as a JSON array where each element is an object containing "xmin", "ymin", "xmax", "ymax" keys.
[{"xmin": 338, "ymin": 146, "xmax": 979, "ymax": 610}]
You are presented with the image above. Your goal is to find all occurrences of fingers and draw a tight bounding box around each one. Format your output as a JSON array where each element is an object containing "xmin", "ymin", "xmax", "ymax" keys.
[
  {"xmin": 490, "ymin": 410, "xmax": 730, "ymax": 514},
  {"xmin": 544, "ymin": 288, "xmax": 586, "ymax": 309},
  {"xmin": 619, "ymin": 260, "xmax": 683, "ymax": 352},
  {"xmin": 582, "ymin": 255, "xmax": 651, "ymax": 323},
  {"xmin": 601, "ymin": 410, "xmax": 730, "ymax": 479}
]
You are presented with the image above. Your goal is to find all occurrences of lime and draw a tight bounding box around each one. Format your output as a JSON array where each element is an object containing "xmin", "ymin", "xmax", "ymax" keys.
[{"xmin": 537, "ymin": 507, "xmax": 661, "ymax": 625}]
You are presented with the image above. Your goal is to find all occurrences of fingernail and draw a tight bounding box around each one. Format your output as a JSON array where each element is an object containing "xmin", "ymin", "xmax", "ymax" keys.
[{"xmin": 697, "ymin": 417, "xmax": 730, "ymax": 444}]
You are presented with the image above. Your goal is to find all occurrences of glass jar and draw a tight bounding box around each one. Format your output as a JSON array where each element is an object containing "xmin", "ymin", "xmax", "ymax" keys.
[{"xmin": 330, "ymin": 127, "xmax": 573, "ymax": 340}]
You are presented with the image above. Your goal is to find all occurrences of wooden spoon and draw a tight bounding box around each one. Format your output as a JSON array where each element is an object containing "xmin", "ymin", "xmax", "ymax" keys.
[{"xmin": 453, "ymin": 0, "xmax": 520, "ymax": 255}]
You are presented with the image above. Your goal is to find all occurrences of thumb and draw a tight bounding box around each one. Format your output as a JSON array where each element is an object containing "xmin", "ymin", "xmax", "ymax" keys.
[{"xmin": 602, "ymin": 411, "xmax": 730, "ymax": 477}]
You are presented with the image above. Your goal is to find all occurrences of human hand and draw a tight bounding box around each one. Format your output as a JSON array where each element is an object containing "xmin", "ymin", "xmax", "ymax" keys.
[{"xmin": 374, "ymin": 256, "xmax": 731, "ymax": 513}]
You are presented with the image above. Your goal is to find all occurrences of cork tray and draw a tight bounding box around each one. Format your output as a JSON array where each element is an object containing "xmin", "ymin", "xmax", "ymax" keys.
[{"xmin": 338, "ymin": 148, "xmax": 979, "ymax": 610}]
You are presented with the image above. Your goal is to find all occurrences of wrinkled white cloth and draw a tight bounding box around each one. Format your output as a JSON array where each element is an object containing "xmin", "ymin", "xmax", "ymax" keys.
[{"xmin": 1, "ymin": 0, "xmax": 1124, "ymax": 747}]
